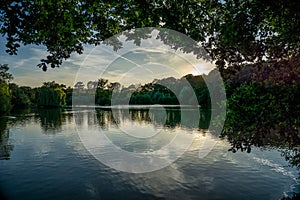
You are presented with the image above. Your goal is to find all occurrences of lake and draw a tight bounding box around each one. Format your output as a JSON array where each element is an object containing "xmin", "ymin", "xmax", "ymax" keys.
[{"xmin": 0, "ymin": 107, "xmax": 299, "ymax": 200}]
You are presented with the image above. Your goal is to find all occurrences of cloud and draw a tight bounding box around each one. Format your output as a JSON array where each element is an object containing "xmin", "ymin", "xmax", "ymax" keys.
[{"xmin": 0, "ymin": 31, "xmax": 215, "ymax": 87}]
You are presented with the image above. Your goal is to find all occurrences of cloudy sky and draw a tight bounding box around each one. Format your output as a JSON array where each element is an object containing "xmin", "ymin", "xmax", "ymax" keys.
[{"xmin": 0, "ymin": 30, "xmax": 215, "ymax": 88}]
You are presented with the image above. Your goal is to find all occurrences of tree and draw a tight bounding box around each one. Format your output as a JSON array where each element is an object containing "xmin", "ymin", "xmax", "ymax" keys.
[
  {"xmin": 95, "ymin": 89, "xmax": 111, "ymax": 106},
  {"xmin": 107, "ymin": 82, "xmax": 121, "ymax": 92},
  {"xmin": 64, "ymin": 86, "xmax": 73, "ymax": 105},
  {"xmin": 97, "ymin": 78, "xmax": 108, "ymax": 89},
  {"xmin": 20, "ymin": 86, "xmax": 36, "ymax": 104},
  {"xmin": 0, "ymin": 64, "xmax": 13, "ymax": 113},
  {"xmin": 87, "ymin": 81, "xmax": 97, "ymax": 90},
  {"xmin": 42, "ymin": 81, "xmax": 60, "ymax": 89},
  {"xmin": 74, "ymin": 81, "xmax": 85, "ymax": 90},
  {"xmin": 0, "ymin": 1, "xmax": 298, "ymax": 70},
  {"xmin": 9, "ymin": 83, "xmax": 31, "ymax": 108},
  {"xmin": 37, "ymin": 83, "xmax": 66, "ymax": 108},
  {"xmin": 0, "ymin": 81, "xmax": 12, "ymax": 113},
  {"xmin": 179, "ymin": 86, "xmax": 195, "ymax": 105}
]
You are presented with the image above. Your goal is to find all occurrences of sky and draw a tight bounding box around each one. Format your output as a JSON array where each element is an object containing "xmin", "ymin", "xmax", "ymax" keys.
[{"xmin": 0, "ymin": 29, "xmax": 215, "ymax": 88}]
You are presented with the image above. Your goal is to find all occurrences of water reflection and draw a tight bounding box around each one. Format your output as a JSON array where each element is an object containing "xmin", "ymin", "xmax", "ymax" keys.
[
  {"xmin": 2, "ymin": 107, "xmax": 298, "ymax": 168},
  {"xmin": 94, "ymin": 107, "xmax": 211, "ymax": 130},
  {"xmin": 0, "ymin": 108, "xmax": 299, "ymax": 199},
  {"xmin": 0, "ymin": 117, "xmax": 13, "ymax": 160},
  {"xmin": 37, "ymin": 108, "xmax": 64, "ymax": 134}
]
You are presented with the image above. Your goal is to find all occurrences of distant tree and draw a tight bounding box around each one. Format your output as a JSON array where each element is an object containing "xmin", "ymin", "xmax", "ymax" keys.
[
  {"xmin": 0, "ymin": 64, "xmax": 13, "ymax": 113},
  {"xmin": 156, "ymin": 77, "xmax": 177, "ymax": 92},
  {"xmin": 73, "ymin": 81, "xmax": 85, "ymax": 97},
  {"xmin": 127, "ymin": 84, "xmax": 137, "ymax": 91},
  {"xmin": 108, "ymin": 82, "xmax": 121, "ymax": 92},
  {"xmin": 60, "ymin": 84, "xmax": 67, "ymax": 90},
  {"xmin": 94, "ymin": 79, "xmax": 111, "ymax": 106},
  {"xmin": 179, "ymin": 86, "xmax": 194, "ymax": 105},
  {"xmin": 74, "ymin": 81, "xmax": 85, "ymax": 90},
  {"xmin": 96, "ymin": 89, "xmax": 111, "ymax": 106},
  {"xmin": 87, "ymin": 81, "xmax": 97, "ymax": 90},
  {"xmin": 37, "ymin": 83, "xmax": 66, "ymax": 108},
  {"xmin": 20, "ymin": 86, "xmax": 36, "ymax": 104},
  {"xmin": 97, "ymin": 78, "xmax": 108, "ymax": 89},
  {"xmin": 0, "ymin": 82, "xmax": 12, "ymax": 113},
  {"xmin": 64, "ymin": 86, "xmax": 73, "ymax": 105},
  {"xmin": 9, "ymin": 83, "xmax": 31, "ymax": 108},
  {"xmin": 130, "ymin": 93, "xmax": 153, "ymax": 105},
  {"xmin": 42, "ymin": 81, "xmax": 61, "ymax": 89}
]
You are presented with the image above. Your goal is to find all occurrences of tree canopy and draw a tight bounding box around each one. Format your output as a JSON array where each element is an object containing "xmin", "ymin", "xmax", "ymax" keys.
[
  {"xmin": 36, "ymin": 81, "xmax": 66, "ymax": 107},
  {"xmin": 1, "ymin": 0, "xmax": 299, "ymax": 71},
  {"xmin": 0, "ymin": 64, "xmax": 12, "ymax": 113}
]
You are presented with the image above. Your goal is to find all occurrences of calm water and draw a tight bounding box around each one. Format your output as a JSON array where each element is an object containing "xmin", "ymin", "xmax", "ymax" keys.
[{"xmin": 0, "ymin": 107, "xmax": 299, "ymax": 200}]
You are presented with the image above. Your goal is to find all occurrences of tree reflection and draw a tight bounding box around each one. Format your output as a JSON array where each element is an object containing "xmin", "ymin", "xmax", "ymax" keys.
[
  {"xmin": 95, "ymin": 107, "xmax": 211, "ymax": 130},
  {"xmin": 0, "ymin": 117, "xmax": 13, "ymax": 160},
  {"xmin": 96, "ymin": 109, "xmax": 118, "ymax": 130},
  {"xmin": 199, "ymin": 108, "xmax": 211, "ymax": 129},
  {"xmin": 37, "ymin": 108, "xmax": 64, "ymax": 134}
]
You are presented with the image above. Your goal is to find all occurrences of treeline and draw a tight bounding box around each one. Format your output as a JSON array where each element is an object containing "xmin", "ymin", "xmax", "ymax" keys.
[
  {"xmin": 0, "ymin": 64, "xmax": 211, "ymax": 114},
  {"xmin": 0, "ymin": 64, "xmax": 71, "ymax": 112},
  {"xmin": 1, "ymin": 80, "xmax": 70, "ymax": 112},
  {"xmin": 72, "ymin": 74, "xmax": 210, "ymax": 106}
]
